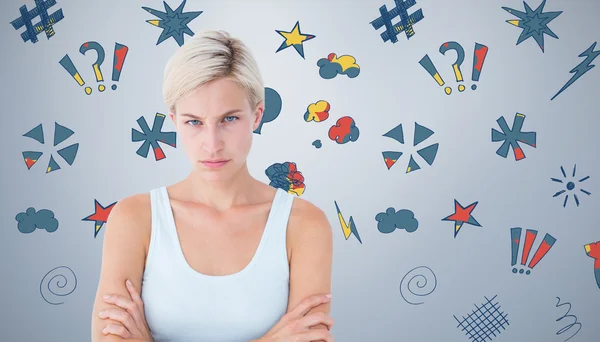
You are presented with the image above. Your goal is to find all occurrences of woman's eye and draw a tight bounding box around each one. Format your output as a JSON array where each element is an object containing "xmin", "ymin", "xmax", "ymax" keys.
[
  {"xmin": 186, "ymin": 120, "xmax": 201, "ymax": 126},
  {"xmin": 224, "ymin": 116, "xmax": 238, "ymax": 122}
]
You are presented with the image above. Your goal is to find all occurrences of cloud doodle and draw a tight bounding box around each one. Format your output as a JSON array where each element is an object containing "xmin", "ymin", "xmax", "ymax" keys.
[
  {"xmin": 584, "ymin": 241, "xmax": 600, "ymax": 289},
  {"xmin": 304, "ymin": 100, "xmax": 330, "ymax": 123},
  {"xmin": 328, "ymin": 116, "xmax": 360, "ymax": 144},
  {"xmin": 317, "ymin": 53, "xmax": 360, "ymax": 79},
  {"xmin": 15, "ymin": 207, "xmax": 59, "ymax": 234},
  {"xmin": 265, "ymin": 162, "xmax": 306, "ymax": 196},
  {"xmin": 375, "ymin": 207, "xmax": 418, "ymax": 234}
]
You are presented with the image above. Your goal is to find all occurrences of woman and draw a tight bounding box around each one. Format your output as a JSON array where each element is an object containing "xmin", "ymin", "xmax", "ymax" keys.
[{"xmin": 90, "ymin": 30, "xmax": 334, "ymax": 341}]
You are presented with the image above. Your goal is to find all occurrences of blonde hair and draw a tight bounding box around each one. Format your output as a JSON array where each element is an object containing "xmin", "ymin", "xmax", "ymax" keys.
[{"xmin": 162, "ymin": 30, "xmax": 265, "ymax": 113}]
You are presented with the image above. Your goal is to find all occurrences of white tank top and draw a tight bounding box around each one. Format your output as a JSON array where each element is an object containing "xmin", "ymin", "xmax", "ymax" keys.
[{"xmin": 141, "ymin": 186, "xmax": 293, "ymax": 342}]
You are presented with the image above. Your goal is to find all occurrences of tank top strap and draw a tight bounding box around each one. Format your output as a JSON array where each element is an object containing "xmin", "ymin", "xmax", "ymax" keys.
[
  {"xmin": 267, "ymin": 188, "xmax": 295, "ymax": 229},
  {"xmin": 149, "ymin": 186, "xmax": 177, "ymax": 241},
  {"xmin": 262, "ymin": 188, "xmax": 295, "ymax": 272}
]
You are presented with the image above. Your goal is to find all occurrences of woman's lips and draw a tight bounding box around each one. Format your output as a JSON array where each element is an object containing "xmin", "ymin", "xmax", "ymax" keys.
[{"xmin": 201, "ymin": 160, "xmax": 229, "ymax": 168}]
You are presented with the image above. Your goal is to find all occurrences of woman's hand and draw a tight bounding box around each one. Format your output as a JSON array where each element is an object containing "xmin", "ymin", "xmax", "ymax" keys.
[
  {"xmin": 256, "ymin": 293, "xmax": 334, "ymax": 342},
  {"xmin": 99, "ymin": 279, "xmax": 153, "ymax": 341}
]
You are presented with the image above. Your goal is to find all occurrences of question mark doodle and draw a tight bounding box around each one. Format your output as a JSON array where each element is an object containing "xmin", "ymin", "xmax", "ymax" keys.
[
  {"xmin": 79, "ymin": 41, "xmax": 106, "ymax": 95},
  {"xmin": 59, "ymin": 42, "xmax": 129, "ymax": 95},
  {"xmin": 419, "ymin": 41, "xmax": 489, "ymax": 95},
  {"xmin": 399, "ymin": 266, "xmax": 437, "ymax": 305},
  {"xmin": 39, "ymin": 265, "xmax": 77, "ymax": 305},
  {"xmin": 439, "ymin": 41, "xmax": 465, "ymax": 94}
]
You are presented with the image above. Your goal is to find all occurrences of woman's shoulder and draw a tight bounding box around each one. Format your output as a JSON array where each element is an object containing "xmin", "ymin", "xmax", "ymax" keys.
[
  {"xmin": 103, "ymin": 190, "xmax": 153, "ymax": 243},
  {"xmin": 110, "ymin": 191, "xmax": 152, "ymax": 221},
  {"xmin": 287, "ymin": 195, "xmax": 331, "ymax": 234}
]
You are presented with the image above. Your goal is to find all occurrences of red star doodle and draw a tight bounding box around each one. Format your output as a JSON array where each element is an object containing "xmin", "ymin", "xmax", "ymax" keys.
[
  {"xmin": 442, "ymin": 199, "xmax": 481, "ymax": 238},
  {"xmin": 82, "ymin": 199, "xmax": 117, "ymax": 238}
]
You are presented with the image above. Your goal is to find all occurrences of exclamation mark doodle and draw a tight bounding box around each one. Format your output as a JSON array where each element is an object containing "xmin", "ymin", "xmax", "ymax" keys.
[
  {"xmin": 418, "ymin": 55, "xmax": 446, "ymax": 92},
  {"xmin": 111, "ymin": 43, "xmax": 129, "ymax": 90},
  {"xmin": 528, "ymin": 233, "xmax": 556, "ymax": 270},
  {"xmin": 520, "ymin": 229, "xmax": 537, "ymax": 274},
  {"xmin": 471, "ymin": 43, "xmax": 489, "ymax": 90},
  {"xmin": 58, "ymin": 55, "xmax": 86, "ymax": 92},
  {"xmin": 510, "ymin": 227, "xmax": 556, "ymax": 275},
  {"xmin": 510, "ymin": 227, "xmax": 521, "ymax": 273}
]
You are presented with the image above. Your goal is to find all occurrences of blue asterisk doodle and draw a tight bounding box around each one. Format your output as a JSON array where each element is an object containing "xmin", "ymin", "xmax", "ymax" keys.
[
  {"xmin": 502, "ymin": 0, "xmax": 562, "ymax": 52},
  {"xmin": 491, "ymin": 113, "xmax": 536, "ymax": 161},
  {"xmin": 142, "ymin": 0, "xmax": 202, "ymax": 47},
  {"xmin": 131, "ymin": 113, "xmax": 177, "ymax": 161}
]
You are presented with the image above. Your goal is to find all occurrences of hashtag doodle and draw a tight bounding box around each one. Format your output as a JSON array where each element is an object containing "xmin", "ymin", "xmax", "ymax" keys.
[
  {"xmin": 555, "ymin": 297, "xmax": 582, "ymax": 342},
  {"xmin": 454, "ymin": 295, "xmax": 509, "ymax": 342},
  {"xmin": 370, "ymin": 0, "xmax": 424, "ymax": 44},
  {"xmin": 10, "ymin": 0, "xmax": 64, "ymax": 44}
]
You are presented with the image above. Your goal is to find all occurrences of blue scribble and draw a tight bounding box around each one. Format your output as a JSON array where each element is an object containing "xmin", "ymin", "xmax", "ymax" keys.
[{"xmin": 555, "ymin": 297, "xmax": 582, "ymax": 342}]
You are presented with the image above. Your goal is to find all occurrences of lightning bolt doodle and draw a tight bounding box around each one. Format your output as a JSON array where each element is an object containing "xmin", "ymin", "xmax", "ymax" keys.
[
  {"xmin": 334, "ymin": 200, "xmax": 362, "ymax": 244},
  {"xmin": 552, "ymin": 41, "xmax": 599, "ymax": 100}
]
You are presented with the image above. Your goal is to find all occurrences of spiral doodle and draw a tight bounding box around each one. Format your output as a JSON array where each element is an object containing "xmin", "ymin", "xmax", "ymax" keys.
[
  {"xmin": 399, "ymin": 266, "xmax": 437, "ymax": 305},
  {"xmin": 555, "ymin": 297, "xmax": 582, "ymax": 342},
  {"xmin": 39, "ymin": 266, "xmax": 77, "ymax": 305}
]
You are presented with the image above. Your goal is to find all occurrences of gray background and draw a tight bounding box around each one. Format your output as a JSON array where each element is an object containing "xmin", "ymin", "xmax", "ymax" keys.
[{"xmin": 1, "ymin": 0, "xmax": 598, "ymax": 341}]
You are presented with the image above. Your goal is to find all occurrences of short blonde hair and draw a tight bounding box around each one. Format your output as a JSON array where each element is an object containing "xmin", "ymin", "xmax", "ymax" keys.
[{"xmin": 162, "ymin": 29, "xmax": 265, "ymax": 113}]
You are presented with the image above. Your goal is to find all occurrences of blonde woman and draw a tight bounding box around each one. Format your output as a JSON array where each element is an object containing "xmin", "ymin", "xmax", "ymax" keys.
[{"xmin": 91, "ymin": 30, "xmax": 334, "ymax": 342}]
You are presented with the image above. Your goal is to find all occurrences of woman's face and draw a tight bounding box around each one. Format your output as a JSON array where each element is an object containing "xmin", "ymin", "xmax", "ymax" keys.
[{"xmin": 170, "ymin": 77, "xmax": 264, "ymax": 181}]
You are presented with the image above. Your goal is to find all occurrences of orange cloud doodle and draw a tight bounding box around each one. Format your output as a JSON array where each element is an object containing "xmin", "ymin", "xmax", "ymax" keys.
[
  {"xmin": 317, "ymin": 53, "xmax": 360, "ymax": 79},
  {"xmin": 304, "ymin": 100, "xmax": 330, "ymax": 122}
]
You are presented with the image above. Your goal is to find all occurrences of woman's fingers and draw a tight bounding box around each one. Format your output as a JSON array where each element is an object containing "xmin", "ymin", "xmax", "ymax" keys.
[
  {"xmin": 297, "ymin": 312, "xmax": 334, "ymax": 331},
  {"xmin": 125, "ymin": 279, "xmax": 144, "ymax": 308},
  {"xmin": 296, "ymin": 329, "xmax": 334, "ymax": 342},
  {"xmin": 288, "ymin": 294, "xmax": 332, "ymax": 319},
  {"xmin": 103, "ymin": 294, "xmax": 136, "ymax": 312},
  {"xmin": 99, "ymin": 308, "xmax": 136, "ymax": 331},
  {"xmin": 102, "ymin": 322, "xmax": 132, "ymax": 338}
]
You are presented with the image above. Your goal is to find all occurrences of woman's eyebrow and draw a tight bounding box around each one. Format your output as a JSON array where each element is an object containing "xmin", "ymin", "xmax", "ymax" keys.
[{"xmin": 179, "ymin": 109, "xmax": 242, "ymax": 119}]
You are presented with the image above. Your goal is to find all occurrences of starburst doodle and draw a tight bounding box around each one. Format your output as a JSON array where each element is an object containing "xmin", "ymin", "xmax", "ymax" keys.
[
  {"xmin": 142, "ymin": 0, "xmax": 202, "ymax": 47},
  {"xmin": 502, "ymin": 0, "xmax": 562, "ymax": 52},
  {"xmin": 551, "ymin": 164, "xmax": 591, "ymax": 207}
]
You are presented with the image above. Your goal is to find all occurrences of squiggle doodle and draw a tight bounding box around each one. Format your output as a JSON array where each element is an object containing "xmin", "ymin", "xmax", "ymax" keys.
[
  {"xmin": 39, "ymin": 266, "xmax": 77, "ymax": 305},
  {"xmin": 555, "ymin": 297, "xmax": 582, "ymax": 341},
  {"xmin": 399, "ymin": 266, "xmax": 437, "ymax": 305}
]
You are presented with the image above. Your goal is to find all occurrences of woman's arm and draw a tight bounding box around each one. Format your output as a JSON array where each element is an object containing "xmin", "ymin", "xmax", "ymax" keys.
[
  {"xmin": 90, "ymin": 194, "xmax": 151, "ymax": 341},
  {"xmin": 286, "ymin": 201, "xmax": 334, "ymax": 335}
]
